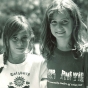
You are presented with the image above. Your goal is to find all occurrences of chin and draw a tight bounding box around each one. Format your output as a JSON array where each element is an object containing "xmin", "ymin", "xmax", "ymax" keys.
[{"xmin": 16, "ymin": 50, "xmax": 26, "ymax": 54}]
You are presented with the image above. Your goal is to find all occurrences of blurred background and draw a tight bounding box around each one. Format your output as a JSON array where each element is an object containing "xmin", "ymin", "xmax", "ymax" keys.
[{"xmin": 0, "ymin": 0, "xmax": 88, "ymax": 54}]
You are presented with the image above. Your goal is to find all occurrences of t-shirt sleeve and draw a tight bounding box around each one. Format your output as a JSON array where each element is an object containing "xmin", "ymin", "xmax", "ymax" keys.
[
  {"xmin": 39, "ymin": 56, "xmax": 47, "ymax": 88},
  {"xmin": 29, "ymin": 54, "xmax": 47, "ymax": 88}
]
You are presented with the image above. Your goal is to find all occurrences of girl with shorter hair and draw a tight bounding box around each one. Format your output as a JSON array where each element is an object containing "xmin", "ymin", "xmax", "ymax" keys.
[
  {"xmin": 0, "ymin": 15, "xmax": 47, "ymax": 88},
  {"xmin": 40, "ymin": 0, "xmax": 88, "ymax": 88}
]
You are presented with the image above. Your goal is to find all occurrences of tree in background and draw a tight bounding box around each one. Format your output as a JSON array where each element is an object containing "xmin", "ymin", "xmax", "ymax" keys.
[
  {"xmin": 0, "ymin": 0, "xmax": 41, "ymax": 42},
  {"xmin": 0, "ymin": 0, "xmax": 87, "ymax": 41},
  {"xmin": 0, "ymin": 0, "xmax": 87, "ymax": 54},
  {"xmin": 73, "ymin": 0, "xmax": 88, "ymax": 23},
  {"xmin": 40, "ymin": 0, "xmax": 88, "ymax": 23}
]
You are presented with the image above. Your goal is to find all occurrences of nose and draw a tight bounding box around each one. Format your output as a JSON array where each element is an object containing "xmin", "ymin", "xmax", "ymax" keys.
[
  {"xmin": 56, "ymin": 23, "xmax": 63, "ymax": 31},
  {"xmin": 16, "ymin": 40, "xmax": 23, "ymax": 46}
]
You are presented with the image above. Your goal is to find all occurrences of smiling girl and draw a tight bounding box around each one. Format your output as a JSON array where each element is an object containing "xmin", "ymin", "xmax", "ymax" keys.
[{"xmin": 40, "ymin": 0, "xmax": 88, "ymax": 88}]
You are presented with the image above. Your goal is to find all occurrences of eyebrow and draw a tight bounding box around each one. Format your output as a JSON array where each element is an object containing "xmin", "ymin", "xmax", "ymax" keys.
[
  {"xmin": 61, "ymin": 17, "xmax": 70, "ymax": 21},
  {"xmin": 12, "ymin": 33, "xmax": 29, "ymax": 37},
  {"xmin": 19, "ymin": 34, "xmax": 29, "ymax": 36}
]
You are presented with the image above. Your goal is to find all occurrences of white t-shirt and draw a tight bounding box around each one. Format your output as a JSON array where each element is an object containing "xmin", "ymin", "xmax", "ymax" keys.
[{"xmin": 0, "ymin": 54, "xmax": 47, "ymax": 88}]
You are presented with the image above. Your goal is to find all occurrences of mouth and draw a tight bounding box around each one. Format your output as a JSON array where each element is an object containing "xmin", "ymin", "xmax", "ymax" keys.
[
  {"xmin": 55, "ymin": 31, "xmax": 65, "ymax": 34},
  {"xmin": 16, "ymin": 48, "xmax": 24, "ymax": 50}
]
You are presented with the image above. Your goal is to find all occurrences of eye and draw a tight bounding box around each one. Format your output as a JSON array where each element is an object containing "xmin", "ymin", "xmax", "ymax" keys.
[
  {"xmin": 11, "ymin": 36, "xmax": 18, "ymax": 41},
  {"xmin": 61, "ymin": 19, "xmax": 69, "ymax": 25},
  {"xmin": 50, "ymin": 20, "xmax": 57, "ymax": 25},
  {"xmin": 22, "ymin": 36, "xmax": 29, "ymax": 41}
]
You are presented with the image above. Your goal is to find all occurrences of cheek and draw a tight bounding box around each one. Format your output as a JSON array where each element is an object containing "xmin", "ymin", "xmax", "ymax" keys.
[
  {"xmin": 9, "ymin": 41, "xmax": 16, "ymax": 49},
  {"xmin": 50, "ymin": 24, "xmax": 55, "ymax": 30},
  {"xmin": 50, "ymin": 25, "xmax": 55, "ymax": 35},
  {"xmin": 66, "ymin": 22, "xmax": 73, "ymax": 34},
  {"xmin": 9, "ymin": 43, "xmax": 16, "ymax": 53},
  {"xmin": 23, "ymin": 41, "xmax": 29, "ymax": 47}
]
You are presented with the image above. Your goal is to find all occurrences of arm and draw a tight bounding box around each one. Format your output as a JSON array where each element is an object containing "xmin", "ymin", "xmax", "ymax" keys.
[{"xmin": 39, "ymin": 58, "xmax": 47, "ymax": 88}]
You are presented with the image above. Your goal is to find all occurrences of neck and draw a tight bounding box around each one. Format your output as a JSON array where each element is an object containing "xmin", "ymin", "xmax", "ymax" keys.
[
  {"xmin": 8, "ymin": 53, "xmax": 26, "ymax": 64},
  {"xmin": 56, "ymin": 37, "xmax": 72, "ymax": 51}
]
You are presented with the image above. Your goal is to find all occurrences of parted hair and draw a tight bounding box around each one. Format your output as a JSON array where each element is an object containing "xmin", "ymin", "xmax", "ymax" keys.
[
  {"xmin": 40, "ymin": 0, "xmax": 87, "ymax": 59},
  {"xmin": 0, "ymin": 15, "xmax": 34, "ymax": 73}
]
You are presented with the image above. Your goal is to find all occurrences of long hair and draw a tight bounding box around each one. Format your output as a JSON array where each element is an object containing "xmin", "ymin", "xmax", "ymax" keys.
[
  {"xmin": 2, "ymin": 15, "xmax": 34, "ymax": 68},
  {"xmin": 40, "ymin": 0, "xmax": 87, "ymax": 59}
]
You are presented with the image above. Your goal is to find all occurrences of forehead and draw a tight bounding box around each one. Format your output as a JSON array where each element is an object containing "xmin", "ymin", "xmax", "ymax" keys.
[
  {"xmin": 14, "ymin": 29, "xmax": 29, "ymax": 36},
  {"xmin": 50, "ymin": 10, "xmax": 71, "ymax": 20}
]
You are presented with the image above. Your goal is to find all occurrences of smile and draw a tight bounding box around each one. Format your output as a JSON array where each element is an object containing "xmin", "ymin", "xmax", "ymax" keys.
[
  {"xmin": 16, "ymin": 48, "xmax": 24, "ymax": 50},
  {"xmin": 55, "ymin": 31, "xmax": 65, "ymax": 34}
]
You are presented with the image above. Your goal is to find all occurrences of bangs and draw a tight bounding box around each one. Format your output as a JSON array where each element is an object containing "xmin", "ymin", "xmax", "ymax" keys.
[
  {"xmin": 47, "ymin": 0, "xmax": 78, "ymax": 23},
  {"xmin": 6, "ymin": 20, "xmax": 29, "ymax": 39},
  {"xmin": 47, "ymin": 7, "xmax": 68, "ymax": 23}
]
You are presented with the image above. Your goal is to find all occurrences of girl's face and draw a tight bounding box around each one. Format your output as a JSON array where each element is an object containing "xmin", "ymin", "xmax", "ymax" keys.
[
  {"xmin": 9, "ymin": 29, "xmax": 30, "ymax": 55},
  {"xmin": 50, "ymin": 11, "xmax": 73, "ymax": 40}
]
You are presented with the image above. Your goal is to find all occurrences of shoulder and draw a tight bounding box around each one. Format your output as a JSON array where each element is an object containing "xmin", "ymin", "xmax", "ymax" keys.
[
  {"xmin": 0, "ymin": 54, "xmax": 3, "ymax": 58},
  {"xmin": 26, "ymin": 54, "xmax": 47, "ymax": 73},
  {"xmin": 26, "ymin": 53, "xmax": 46, "ymax": 64}
]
